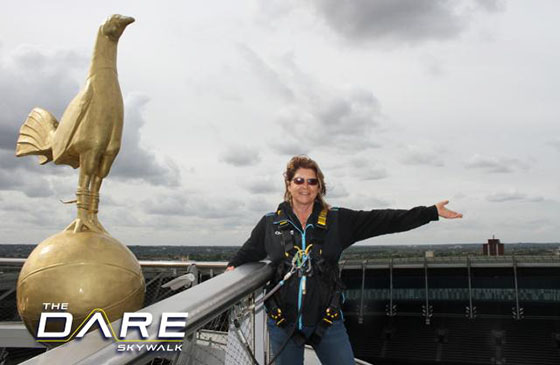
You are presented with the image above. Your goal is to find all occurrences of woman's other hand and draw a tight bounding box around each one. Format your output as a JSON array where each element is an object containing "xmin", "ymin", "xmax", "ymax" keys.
[
  {"xmin": 436, "ymin": 200, "xmax": 463, "ymax": 219},
  {"xmin": 226, "ymin": 266, "xmax": 235, "ymax": 271}
]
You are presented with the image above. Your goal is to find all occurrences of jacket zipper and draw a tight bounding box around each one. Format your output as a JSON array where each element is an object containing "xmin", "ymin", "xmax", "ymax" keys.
[{"xmin": 297, "ymin": 223, "xmax": 313, "ymax": 330}]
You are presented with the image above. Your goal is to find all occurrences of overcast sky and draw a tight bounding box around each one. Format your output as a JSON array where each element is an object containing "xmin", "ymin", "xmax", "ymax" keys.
[{"xmin": 1, "ymin": 0, "xmax": 558, "ymax": 246}]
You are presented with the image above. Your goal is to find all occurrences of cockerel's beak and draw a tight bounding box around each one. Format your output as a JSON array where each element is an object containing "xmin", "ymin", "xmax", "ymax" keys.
[{"xmin": 121, "ymin": 16, "xmax": 135, "ymax": 26}]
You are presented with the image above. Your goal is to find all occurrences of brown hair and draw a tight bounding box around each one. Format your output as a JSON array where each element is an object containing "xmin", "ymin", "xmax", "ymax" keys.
[{"xmin": 283, "ymin": 155, "xmax": 328, "ymax": 210}]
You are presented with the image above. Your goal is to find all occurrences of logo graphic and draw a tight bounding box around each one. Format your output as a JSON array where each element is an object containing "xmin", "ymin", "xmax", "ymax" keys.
[{"xmin": 38, "ymin": 303, "xmax": 188, "ymax": 352}]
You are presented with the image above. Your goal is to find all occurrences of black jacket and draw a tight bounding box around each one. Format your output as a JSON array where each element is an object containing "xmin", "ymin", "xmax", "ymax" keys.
[{"xmin": 228, "ymin": 201, "xmax": 439, "ymax": 327}]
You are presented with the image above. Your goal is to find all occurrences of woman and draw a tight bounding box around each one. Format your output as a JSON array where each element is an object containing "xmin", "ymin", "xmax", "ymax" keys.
[{"xmin": 227, "ymin": 156, "xmax": 462, "ymax": 365}]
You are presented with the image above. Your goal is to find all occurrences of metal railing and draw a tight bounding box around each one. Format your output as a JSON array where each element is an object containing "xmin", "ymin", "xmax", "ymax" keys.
[
  {"xmin": 4, "ymin": 254, "xmax": 560, "ymax": 364},
  {"xmin": 0, "ymin": 259, "xmax": 227, "ymax": 323},
  {"xmin": 20, "ymin": 262, "xmax": 274, "ymax": 365},
  {"xmin": 340, "ymin": 255, "xmax": 560, "ymax": 269}
]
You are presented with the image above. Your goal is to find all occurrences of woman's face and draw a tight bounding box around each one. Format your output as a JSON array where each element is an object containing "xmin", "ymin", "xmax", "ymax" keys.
[{"xmin": 288, "ymin": 168, "xmax": 319, "ymax": 207}]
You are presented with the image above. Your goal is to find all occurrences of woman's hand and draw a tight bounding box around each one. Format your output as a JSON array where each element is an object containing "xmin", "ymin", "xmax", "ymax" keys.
[
  {"xmin": 226, "ymin": 266, "xmax": 235, "ymax": 271},
  {"xmin": 436, "ymin": 200, "xmax": 463, "ymax": 219}
]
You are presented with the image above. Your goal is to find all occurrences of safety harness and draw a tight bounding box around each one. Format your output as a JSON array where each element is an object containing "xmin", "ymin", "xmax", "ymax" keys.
[{"xmin": 265, "ymin": 207, "xmax": 344, "ymax": 346}]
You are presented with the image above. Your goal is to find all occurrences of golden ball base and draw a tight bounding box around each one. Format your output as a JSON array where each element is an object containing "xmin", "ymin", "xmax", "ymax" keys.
[{"xmin": 17, "ymin": 230, "xmax": 145, "ymax": 338}]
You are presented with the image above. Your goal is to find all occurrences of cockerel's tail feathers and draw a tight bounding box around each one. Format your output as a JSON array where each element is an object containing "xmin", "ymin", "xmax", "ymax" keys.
[{"xmin": 16, "ymin": 108, "xmax": 58, "ymax": 164}]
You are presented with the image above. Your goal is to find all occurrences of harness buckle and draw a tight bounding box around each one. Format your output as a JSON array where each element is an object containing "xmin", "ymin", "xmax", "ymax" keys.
[
  {"xmin": 307, "ymin": 306, "xmax": 341, "ymax": 347},
  {"xmin": 268, "ymin": 307, "xmax": 286, "ymax": 327},
  {"xmin": 322, "ymin": 307, "xmax": 340, "ymax": 324}
]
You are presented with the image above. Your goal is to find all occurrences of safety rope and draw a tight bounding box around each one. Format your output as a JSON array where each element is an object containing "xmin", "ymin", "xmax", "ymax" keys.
[
  {"xmin": 241, "ymin": 244, "xmax": 314, "ymax": 313},
  {"xmin": 233, "ymin": 244, "xmax": 316, "ymax": 364}
]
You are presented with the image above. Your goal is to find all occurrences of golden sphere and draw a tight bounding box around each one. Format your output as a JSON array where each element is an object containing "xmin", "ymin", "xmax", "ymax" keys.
[{"xmin": 17, "ymin": 230, "xmax": 145, "ymax": 338}]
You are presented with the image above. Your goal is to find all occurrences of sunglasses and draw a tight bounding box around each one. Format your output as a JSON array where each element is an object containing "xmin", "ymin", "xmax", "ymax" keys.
[{"xmin": 292, "ymin": 177, "xmax": 319, "ymax": 186}]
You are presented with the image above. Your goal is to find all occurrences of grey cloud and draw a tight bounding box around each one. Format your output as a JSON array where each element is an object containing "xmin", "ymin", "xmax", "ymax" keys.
[
  {"xmin": 247, "ymin": 197, "xmax": 278, "ymax": 214},
  {"xmin": 0, "ymin": 192, "xmax": 74, "ymax": 241},
  {"xmin": 421, "ymin": 54, "xmax": 445, "ymax": 77},
  {"xmin": 401, "ymin": 144, "xmax": 444, "ymax": 167},
  {"xmin": 256, "ymin": 0, "xmax": 299, "ymax": 22},
  {"xmin": 269, "ymin": 138, "xmax": 310, "ymax": 156},
  {"xmin": 246, "ymin": 177, "xmax": 279, "ymax": 194},
  {"xmin": 0, "ymin": 124, "xmax": 19, "ymax": 152},
  {"xmin": 309, "ymin": 0, "xmax": 503, "ymax": 44},
  {"xmin": 547, "ymin": 138, "xmax": 560, "ymax": 151},
  {"xmin": 327, "ymin": 184, "xmax": 349, "ymax": 199},
  {"xmin": 142, "ymin": 191, "xmax": 245, "ymax": 219},
  {"xmin": 486, "ymin": 189, "xmax": 543, "ymax": 203},
  {"xmin": 102, "ymin": 206, "xmax": 143, "ymax": 228},
  {"xmin": 313, "ymin": 90, "xmax": 380, "ymax": 146},
  {"xmin": 340, "ymin": 194, "xmax": 392, "ymax": 210},
  {"xmin": 0, "ymin": 168, "xmax": 54, "ymax": 198},
  {"xmin": 18, "ymin": 206, "xmax": 72, "ymax": 229},
  {"xmin": 220, "ymin": 145, "xmax": 261, "ymax": 167},
  {"xmin": 238, "ymin": 48, "xmax": 383, "ymax": 154},
  {"xmin": 361, "ymin": 168, "xmax": 388, "ymax": 180},
  {"xmin": 49, "ymin": 174, "xmax": 78, "ymax": 198},
  {"xmin": 453, "ymin": 192, "xmax": 467, "ymax": 200},
  {"xmin": 0, "ymin": 147, "xmax": 75, "ymax": 202},
  {"xmin": 195, "ymin": 205, "xmax": 236, "ymax": 221},
  {"xmin": 1, "ymin": 149, "xmax": 28, "ymax": 169},
  {"xmin": 0, "ymin": 45, "xmax": 86, "ymax": 151},
  {"xmin": 275, "ymin": 89, "xmax": 381, "ymax": 153},
  {"xmin": 108, "ymin": 94, "xmax": 180, "ymax": 186},
  {"xmin": 195, "ymin": 198, "xmax": 245, "ymax": 219},
  {"xmin": 465, "ymin": 154, "xmax": 529, "ymax": 173},
  {"xmin": 1, "ymin": 143, "xmax": 74, "ymax": 178},
  {"xmin": 472, "ymin": 0, "xmax": 505, "ymax": 13},
  {"xmin": 0, "ymin": 201, "xmax": 70, "ymax": 230},
  {"xmin": 0, "ymin": 150, "xmax": 57, "ymax": 198},
  {"xmin": 142, "ymin": 194, "xmax": 189, "ymax": 216},
  {"xmin": 487, "ymin": 190, "xmax": 525, "ymax": 202},
  {"xmin": 350, "ymin": 158, "xmax": 388, "ymax": 180},
  {"xmin": 237, "ymin": 45, "xmax": 294, "ymax": 102}
]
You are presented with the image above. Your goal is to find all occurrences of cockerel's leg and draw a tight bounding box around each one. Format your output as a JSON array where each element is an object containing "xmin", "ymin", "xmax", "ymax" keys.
[
  {"xmin": 73, "ymin": 187, "xmax": 91, "ymax": 232},
  {"xmin": 66, "ymin": 151, "xmax": 98, "ymax": 233},
  {"xmin": 89, "ymin": 152, "xmax": 117, "ymax": 233},
  {"xmin": 89, "ymin": 176, "xmax": 107, "ymax": 234}
]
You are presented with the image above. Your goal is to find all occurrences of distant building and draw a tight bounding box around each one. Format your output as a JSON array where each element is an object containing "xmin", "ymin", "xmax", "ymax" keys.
[
  {"xmin": 483, "ymin": 236, "xmax": 504, "ymax": 256},
  {"xmin": 425, "ymin": 250, "xmax": 434, "ymax": 258}
]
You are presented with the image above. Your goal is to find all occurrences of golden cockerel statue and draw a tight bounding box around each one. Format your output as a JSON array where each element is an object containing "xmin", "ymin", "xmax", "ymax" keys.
[{"xmin": 15, "ymin": 14, "xmax": 135, "ymax": 233}]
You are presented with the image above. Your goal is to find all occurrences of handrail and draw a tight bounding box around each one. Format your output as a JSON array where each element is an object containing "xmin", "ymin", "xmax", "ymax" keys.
[
  {"xmin": 0, "ymin": 257, "xmax": 228, "ymax": 270},
  {"xmin": 3, "ymin": 255, "xmax": 560, "ymax": 270},
  {"xmin": 339, "ymin": 255, "xmax": 560, "ymax": 269},
  {"xmin": 0, "ymin": 258, "xmax": 26, "ymax": 266},
  {"xmin": 21, "ymin": 262, "xmax": 274, "ymax": 365},
  {"xmin": 4, "ymin": 255, "xmax": 560, "ymax": 269},
  {"xmin": 139, "ymin": 260, "xmax": 227, "ymax": 270}
]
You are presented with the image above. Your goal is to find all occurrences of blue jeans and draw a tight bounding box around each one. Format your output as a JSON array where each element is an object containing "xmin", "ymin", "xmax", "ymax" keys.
[{"xmin": 267, "ymin": 318, "xmax": 355, "ymax": 365}]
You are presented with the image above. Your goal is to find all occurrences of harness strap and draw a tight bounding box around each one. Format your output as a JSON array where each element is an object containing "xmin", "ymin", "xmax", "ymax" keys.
[
  {"xmin": 307, "ymin": 290, "xmax": 343, "ymax": 346},
  {"xmin": 313, "ymin": 207, "xmax": 328, "ymax": 248},
  {"xmin": 281, "ymin": 230, "xmax": 294, "ymax": 254},
  {"xmin": 317, "ymin": 208, "xmax": 327, "ymax": 228},
  {"xmin": 274, "ymin": 210, "xmax": 295, "ymax": 254},
  {"xmin": 267, "ymin": 206, "xmax": 332, "ymax": 329}
]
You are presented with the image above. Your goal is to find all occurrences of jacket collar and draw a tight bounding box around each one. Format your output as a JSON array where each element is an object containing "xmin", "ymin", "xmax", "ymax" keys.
[{"xmin": 276, "ymin": 200, "xmax": 322, "ymax": 231}]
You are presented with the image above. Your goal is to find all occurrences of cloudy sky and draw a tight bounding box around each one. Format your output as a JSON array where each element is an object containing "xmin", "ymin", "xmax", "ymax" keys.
[{"xmin": 1, "ymin": 0, "xmax": 558, "ymax": 246}]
